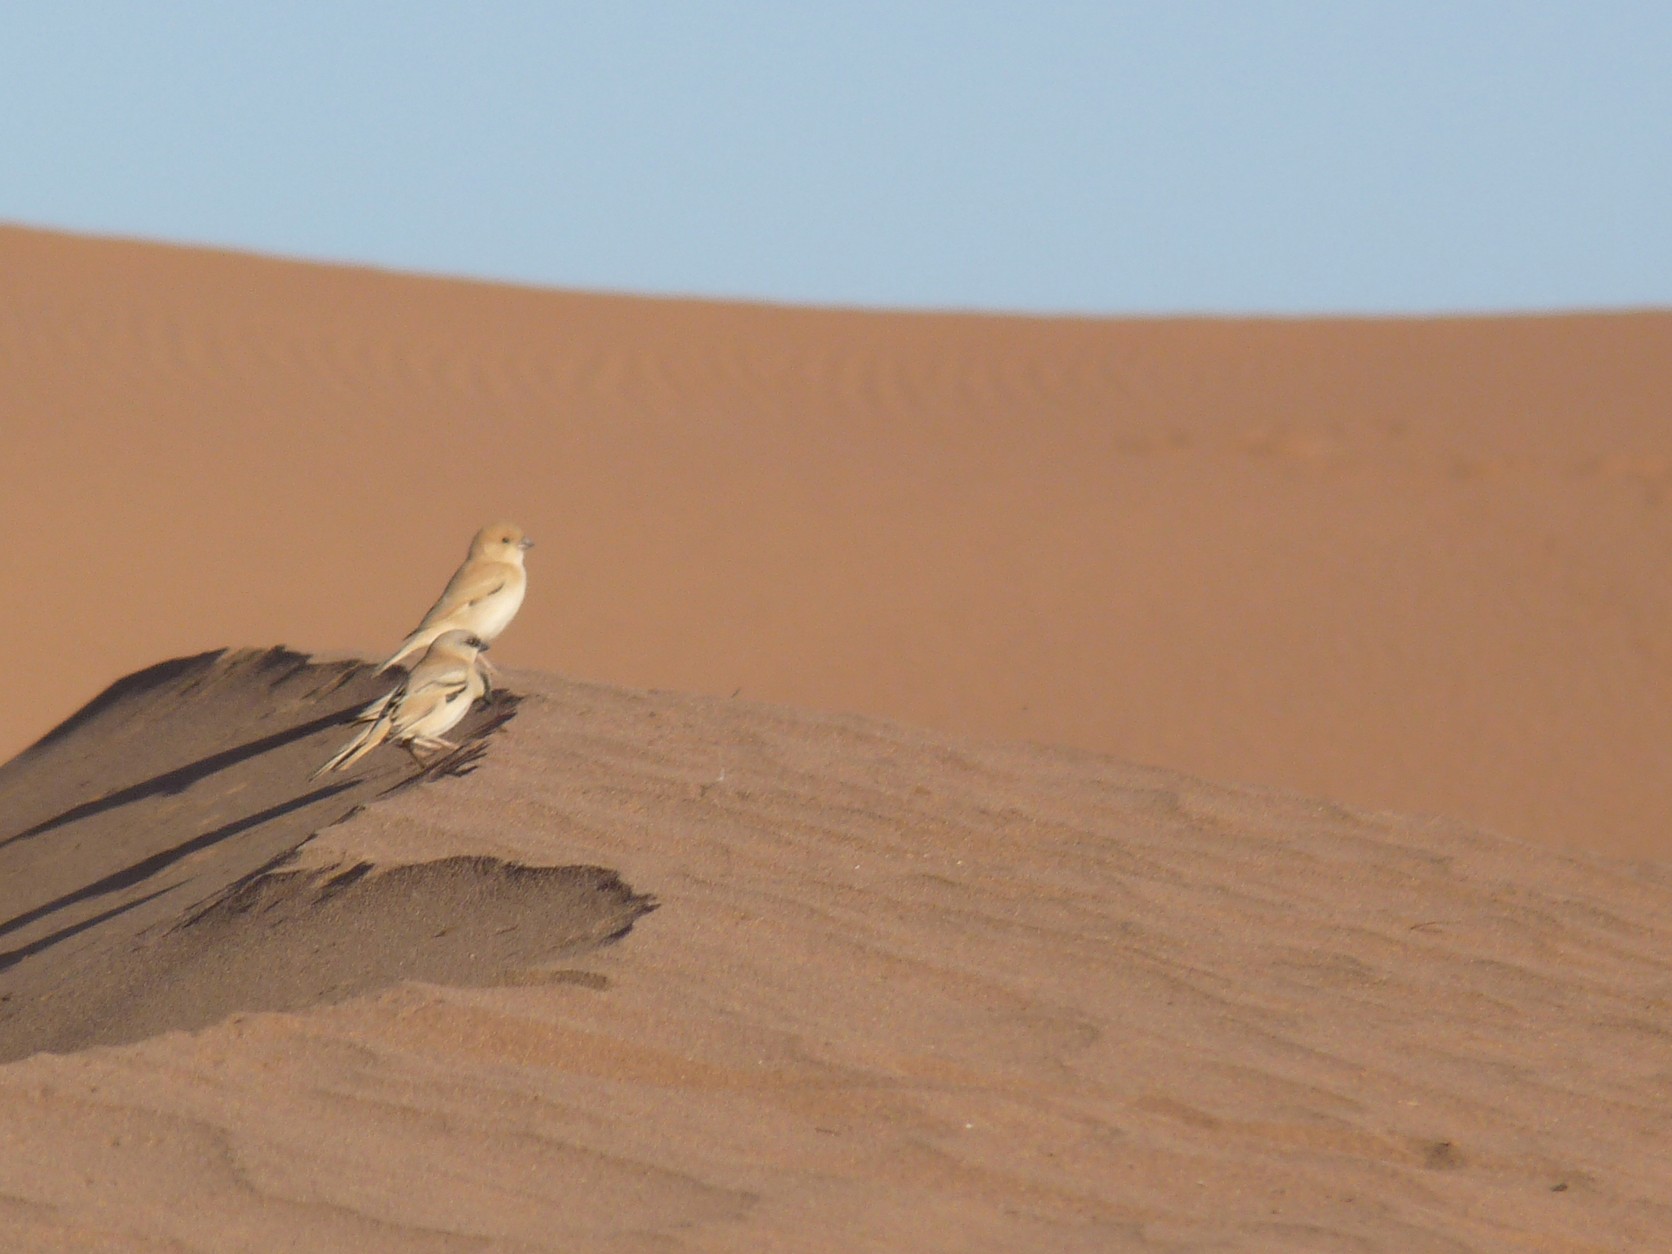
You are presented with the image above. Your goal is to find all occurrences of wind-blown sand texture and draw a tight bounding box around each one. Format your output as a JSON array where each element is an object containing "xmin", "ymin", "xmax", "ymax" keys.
[
  {"xmin": 1, "ymin": 656, "xmax": 1670, "ymax": 1250},
  {"xmin": 3, "ymin": 225, "xmax": 1670, "ymax": 855},
  {"xmin": 0, "ymin": 649, "xmax": 645, "ymax": 1065}
]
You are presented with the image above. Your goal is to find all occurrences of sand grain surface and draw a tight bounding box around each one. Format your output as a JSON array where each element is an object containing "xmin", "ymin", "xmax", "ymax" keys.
[
  {"xmin": 1, "ymin": 658, "xmax": 1669, "ymax": 1250},
  {"xmin": 4, "ymin": 225, "xmax": 1671, "ymax": 1249}
]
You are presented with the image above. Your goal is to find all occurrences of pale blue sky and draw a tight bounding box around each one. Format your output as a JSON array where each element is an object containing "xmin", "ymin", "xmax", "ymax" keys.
[{"xmin": 2, "ymin": 3, "xmax": 1668, "ymax": 314}]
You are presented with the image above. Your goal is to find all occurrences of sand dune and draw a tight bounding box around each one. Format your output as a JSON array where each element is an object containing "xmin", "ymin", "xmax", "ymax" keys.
[
  {"xmin": 3, "ymin": 225, "xmax": 1670, "ymax": 856},
  {"xmin": 2, "ymin": 656, "xmax": 1670, "ymax": 1249},
  {"xmin": 0, "ymin": 648, "xmax": 648, "ymax": 1065}
]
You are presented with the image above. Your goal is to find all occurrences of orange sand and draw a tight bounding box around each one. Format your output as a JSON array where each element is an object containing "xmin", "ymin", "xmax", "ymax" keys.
[
  {"xmin": 3, "ymin": 658, "xmax": 1670, "ymax": 1248},
  {"xmin": 3, "ymin": 223, "xmax": 1670, "ymax": 859}
]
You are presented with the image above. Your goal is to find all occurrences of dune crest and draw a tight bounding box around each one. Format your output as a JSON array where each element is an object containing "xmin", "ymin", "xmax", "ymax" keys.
[
  {"xmin": 1, "ymin": 654, "xmax": 1670, "ymax": 1248},
  {"xmin": 3, "ymin": 226, "xmax": 1671, "ymax": 856}
]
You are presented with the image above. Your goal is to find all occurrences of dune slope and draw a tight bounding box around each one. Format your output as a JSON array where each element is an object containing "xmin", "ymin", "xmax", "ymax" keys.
[
  {"xmin": 3, "ymin": 226, "xmax": 1671, "ymax": 856},
  {"xmin": 0, "ymin": 656, "xmax": 1669, "ymax": 1250},
  {"xmin": 0, "ymin": 648, "xmax": 649, "ymax": 1064}
]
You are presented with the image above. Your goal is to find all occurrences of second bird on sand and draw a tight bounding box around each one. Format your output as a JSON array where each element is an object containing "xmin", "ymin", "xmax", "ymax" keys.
[{"xmin": 313, "ymin": 630, "xmax": 491, "ymax": 776}]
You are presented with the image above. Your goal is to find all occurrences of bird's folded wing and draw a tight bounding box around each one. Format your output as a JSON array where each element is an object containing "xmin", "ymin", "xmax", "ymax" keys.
[
  {"xmin": 389, "ymin": 675, "xmax": 473, "ymax": 729},
  {"xmin": 415, "ymin": 563, "xmax": 512, "ymax": 627}
]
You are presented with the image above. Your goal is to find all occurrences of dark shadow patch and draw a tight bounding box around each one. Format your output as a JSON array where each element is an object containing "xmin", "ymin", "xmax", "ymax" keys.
[
  {"xmin": 8, "ymin": 651, "xmax": 229, "ymax": 759},
  {"xmin": 0, "ymin": 648, "xmax": 567, "ymax": 1064},
  {"xmin": 0, "ymin": 887, "xmax": 177, "ymax": 975},
  {"xmin": 2, "ymin": 709, "xmax": 364, "ymax": 849},
  {"xmin": 0, "ymin": 857, "xmax": 655, "ymax": 1061},
  {"xmin": 507, "ymin": 969, "xmax": 613, "ymax": 991},
  {"xmin": 1421, "ymin": 1139, "xmax": 1463, "ymax": 1170},
  {"xmin": 0, "ymin": 783, "xmax": 357, "ymax": 944}
]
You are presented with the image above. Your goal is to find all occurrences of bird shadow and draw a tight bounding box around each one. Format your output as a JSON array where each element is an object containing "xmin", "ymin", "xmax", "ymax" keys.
[
  {"xmin": 0, "ymin": 886, "xmax": 178, "ymax": 975},
  {"xmin": 1, "ymin": 702, "xmax": 371, "ymax": 851},
  {"xmin": 0, "ymin": 783, "xmax": 358, "ymax": 948}
]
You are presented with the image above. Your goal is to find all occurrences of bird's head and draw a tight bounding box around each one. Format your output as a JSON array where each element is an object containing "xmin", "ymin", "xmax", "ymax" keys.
[
  {"xmin": 471, "ymin": 521, "xmax": 533, "ymax": 562},
  {"xmin": 433, "ymin": 628, "xmax": 488, "ymax": 656}
]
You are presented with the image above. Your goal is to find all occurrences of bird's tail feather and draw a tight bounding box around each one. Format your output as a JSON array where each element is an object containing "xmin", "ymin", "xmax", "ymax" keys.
[
  {"xmin": 355, "ymin": 689, "xmax": 395, "ymax": 722},
  {"xmin": 311, "ymin": 714, "xmax": 391, "ymax": 778},
  {"xmin": 375, "ymin": 633, "xmax": 425, "ymax": 675}
]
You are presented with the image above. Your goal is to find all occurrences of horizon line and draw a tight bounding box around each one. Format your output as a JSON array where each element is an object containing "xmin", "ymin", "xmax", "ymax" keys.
[{"xmin": 6, "ymin": 217, "xmax": 1668, "ymax": 326}]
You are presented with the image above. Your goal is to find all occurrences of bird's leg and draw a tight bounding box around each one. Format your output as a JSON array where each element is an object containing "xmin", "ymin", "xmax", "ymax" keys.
[{"xmin": 412, "ymin": 735, "xmax": 460, "ymax": 759}]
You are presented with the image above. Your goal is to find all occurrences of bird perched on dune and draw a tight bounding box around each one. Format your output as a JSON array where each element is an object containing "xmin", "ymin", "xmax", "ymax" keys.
[
  {"xmin": 378, "ymin": 521, "xmax": 532, "ymax": 675},
  {"xmin": 313, "ymin": 630, "xmax": 489, "ymax": 777}
]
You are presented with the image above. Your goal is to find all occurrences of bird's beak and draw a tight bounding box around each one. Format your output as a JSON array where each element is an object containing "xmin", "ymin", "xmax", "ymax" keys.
[{"xmin": 520, "ymin": 538, "xmax": 534, "ymax": 550}]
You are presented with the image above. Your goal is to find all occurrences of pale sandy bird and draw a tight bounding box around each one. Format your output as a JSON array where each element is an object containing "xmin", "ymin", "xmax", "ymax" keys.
[
  {"xmin": 314, "ymin": 631, "xmax": 489, "ymax": 777},
  {"xmin": 377, "ymin": 521, "xmax": 532, "ymax": 675}
]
